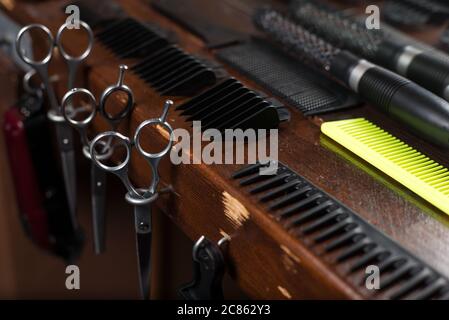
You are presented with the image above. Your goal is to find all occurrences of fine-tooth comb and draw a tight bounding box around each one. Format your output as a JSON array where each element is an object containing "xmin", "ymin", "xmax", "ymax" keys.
[
  {"xmin": 382, "ymin": 0, "xmax": 449, "ymax": 27},
  {"xmin": 95, "ymin": 17, "xmax": 170, "ymax": 59},
  {"xmin": 176, "ymin": 78, "xmax": 290, "ymax": 132},
  {"xmin": 232, "ymin": 162, "xmax": 449, "ymax": 299},
  {"xmin": 321, "ymin": 118, "xmax": 449, "ymax": 215},
  {"xmin": 131, "ymin": 46, "xmax": 218, "ymax": 96},
  {"xmin": 216, "ymin": 39, "xmax": 359, "ymax": 115}
]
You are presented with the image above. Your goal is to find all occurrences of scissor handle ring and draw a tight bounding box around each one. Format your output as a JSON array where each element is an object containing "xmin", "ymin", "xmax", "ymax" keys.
[
  {"xmin": 90, "ymin": 131, "xmax": 131, "ymax": 173},
  {"xmin": 16, "ymin": 24, "xmax": 54, "ymax": 66},
  {"xmin": 134, "ymin": 119, "xmax": 174, "ymax": 159},
  {"xmin": 61, "ymin": 88, "xmax": 97, "ymax": 128},
  {"xmin": 55, "ymin": 20, "xmax": 93, "ymax": 62},
  {"xmin": 99, "ymin": 84, "xmax": 134, "ymax": 122}
]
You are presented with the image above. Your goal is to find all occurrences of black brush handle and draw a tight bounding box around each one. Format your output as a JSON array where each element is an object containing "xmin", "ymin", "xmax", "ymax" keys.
[
  {"xmin": 332, "ymin": 51, "xmax": 449, "ymax": 148},
  {"xmin": 376, "ymin": 40, "xmax": 449, "ymax": 101}
]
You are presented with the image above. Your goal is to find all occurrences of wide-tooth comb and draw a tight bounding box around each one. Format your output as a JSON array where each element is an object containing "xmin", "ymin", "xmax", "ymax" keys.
[
  {"xmin": 176, "ymin": 78, "xmax": 290, "ymax": 132},
  {"xmin": 232, "ymin": 161, "xmax": 449, "ymax": 299},
  {"xmin": 321, "ymin": 118, "xmax": 449, "ymax": 215},
  {"xmin": 95, "ymin": 17, "xmax": 169, "ymax": 59},
  {"xmin": 130, "ymin": 45, "xmax": 218, "ymax": 96}
]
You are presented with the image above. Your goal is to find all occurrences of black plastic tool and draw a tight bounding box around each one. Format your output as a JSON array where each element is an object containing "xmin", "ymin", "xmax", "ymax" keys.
[
  {"xmin": 95, "ymin": 17, "xmax": 170, "ymax": 59},
  {"xmin": 131, "ymin": 46, "xmax": 218, "ymax": 96},
  {"xmin": 176, "ymin": 78, "xmax": 290, "ymax": 132},
  {"xmin": 292, "ymin": 0, "xmax": 449, "ymax": 102},
  {"xmin": 233, "ymin": 162, "xmax": 449, "ymax": 299},
  {"xmin": 217, "ymin": 39, "xmax": 359, "ymax": 115},
  {"xmin": 382, "ymin": 0, "xmax": 449, "ymax": 27},
  {"xmin": 255, "ymin": 8, "xmax": 449, "ymax": 148},
  {"xmin": 179, "ymin": 236, "xmax": 225, "ymax": 300}
]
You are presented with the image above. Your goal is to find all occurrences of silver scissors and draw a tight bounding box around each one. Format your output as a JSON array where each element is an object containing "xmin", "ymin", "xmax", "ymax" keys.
[
  {"xmin": 15, "ymin": 21, "xmax": 94, "ymax": 230},
  {"xmin": 90, "ymin": 100, "xmax": 174, "ymax": 299},
  {"xmin": 61, "ymin": 64, "xmax": 134, "ymax": 254}
]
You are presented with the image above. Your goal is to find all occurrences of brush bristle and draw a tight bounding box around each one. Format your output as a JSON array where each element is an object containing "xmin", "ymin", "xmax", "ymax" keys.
[
  {"xmin": 292, "ymin": 1, "xmax": 385, "ymax": 59},
  {"xmin": 253, "ymin": 8, "xmax": 340, "ymax": 71}
]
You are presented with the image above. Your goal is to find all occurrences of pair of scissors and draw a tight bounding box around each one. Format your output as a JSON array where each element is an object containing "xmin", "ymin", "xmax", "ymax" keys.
[
  {"xmin": 90, "ymin": 100, "xmax": 174, "ymax": 299},
  {"xmin": 61, "ymin": 64, "xmax": 134, "ymax": 254},
  {"xmin": 15, "ymin": 21, "xmax": 94, "ymax": 231}
]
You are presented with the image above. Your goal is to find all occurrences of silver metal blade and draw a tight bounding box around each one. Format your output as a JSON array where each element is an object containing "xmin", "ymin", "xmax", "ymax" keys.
[
  {"xmin": 55, "ymin": 123, "xmax": 78, "ymax": 229},
  {"xmin": 134, "ymin": 204, "xmax": 152, "ymax": 300},
  {"xmin": 91, "ymin": 162, "xmax": 107, "ymax": 254}
]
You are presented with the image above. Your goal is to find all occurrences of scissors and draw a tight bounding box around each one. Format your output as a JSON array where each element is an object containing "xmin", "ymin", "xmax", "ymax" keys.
[
  {"xmin": 15, "ymin": 21, "xmax": 94, "ymax": 231},
  {"xmin": 90, "ymin": 100, "xmax": 174, "ymax": 299},
  {"xmin": 61, "ymin": 64, "xmax": 134, "ymax": 254}
]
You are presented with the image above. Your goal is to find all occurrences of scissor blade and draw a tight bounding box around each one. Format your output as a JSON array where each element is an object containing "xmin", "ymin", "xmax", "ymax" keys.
[
  {"xmin": 55, "ymin": 123, "xmax": 78, "ymax": 229},
  {"xmin": 134, "ymin": 204, "xmax": 152, "ymax": 300},
  {"xmin": 91, "ymin": 162, "xmax": 107, "ymax": 254}
]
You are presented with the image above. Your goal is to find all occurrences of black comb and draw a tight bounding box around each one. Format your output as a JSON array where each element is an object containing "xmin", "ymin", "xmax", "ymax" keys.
[
  {"xmin": 176, "ymin": 78, "xmax": 290, "ymax": 132},
  {"xmin": 95, "ymin": 17, "xmax": 170, "ymax": 59},
  {"xmin": 382, "ymin": 0, "xmax": 449, "ymax": 27},
  {"xmin": 232, "ymin": 162, "xmax": 449, "ymax": 299},
  {"xmin": 217, "ymin": 39, "xmax": 359, "ymax": 115},
  {"xmin": 130, "ymin": 46, "xmax": 218, "ymax": 96},
  {"xmin": 67, "ymin": 0, "xmax": 126, "ymax": 28}
]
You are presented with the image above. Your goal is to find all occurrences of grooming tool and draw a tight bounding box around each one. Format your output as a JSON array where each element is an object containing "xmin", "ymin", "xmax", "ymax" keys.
[
  {"xmin": 3, "ymin": 75, "xmax": 49, "ymax": 250},
  {"xmin": 217, "ymin": 39, "xmax": 359, "ymax": 115},
  {"xmin": 321, "ymin": 118, "xmax": 449, "ymax": 215},
  {"xmin": 179, "ymin": 236, "xmax": 226, "ymax": 300},
  {"xmin": 95, "ymin": 17, "xmax": 170, "ymax": 59},
  {"xmin": 233, "ymin": 162, "xmax": 449, "ymax": 299},
  {"xmin": 69, "ymin": 0, "xmax": 126, "ymax": 28},
  {"xmin": 382, "ymin": 0, "xmax": 449, "ymax": 27},
  {"xmin": 61, "ymin": 65, "xmax": 134, "ymax": 254},
  {"xmin": 176, "ymin": 78, "xmax": 290, "ymax": 131},
  {"xmin": 131, "ymin": 46, "xmax": 218, "ymax": 96},
  {"xmin": 3, "ymin": 70, "xmax": 83, "ymax": 262},
  {"xmin": 90, "ymin": 101, "xmax": 174, "ymax": 299},
  {"xmin": 16, "ymin": 22, "xmax": 94, "ymax": 232},
  {"xmin": 292, "ymin": 0, "xmax": 449, "ymax": 102},
  {"xmin": 254, "ymin": 9, "xmax": 449, "ymax": 148},
  {"xmin": 152, "ymin": 0, "xmax": 245, "ymax": 48}
]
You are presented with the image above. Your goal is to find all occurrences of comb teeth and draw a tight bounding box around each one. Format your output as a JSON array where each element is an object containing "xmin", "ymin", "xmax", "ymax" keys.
[
  {"xmin": 232, "ymin": 162, "xmax": 449, "ymax": 299},
  {"xmin": 95, "ymin": 17, "xmax": 169, "ymax": 58},
  {"xmin": 130, "ymin": 46, "xmax": 217, "ymax": 96},
  {"xmin": 383, "ymin": 0, "xmax": 449, "ymax": 27},
  {"xmin": 321, "ymin": 118, "xmax": 449, "ymax": 214},
  {"xmin": 253, "ymin": 8, "xmax": 340, "ymax": 70},
  {"xmin": 176, "ymin": 78, "xmax": 290, "ymax": 132},
  {"xmin": 216, "ymin": 39, "xmax": 359, "ymax": 115}
]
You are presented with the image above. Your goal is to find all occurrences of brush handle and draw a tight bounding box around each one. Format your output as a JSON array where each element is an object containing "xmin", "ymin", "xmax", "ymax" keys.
[
  {"xmin": 376, "ymin": 40, "xmax": 449, "ymax": 101},
  {"xmin": 331, "ymin": 51, "xmax": 449, "ymax": 148}
]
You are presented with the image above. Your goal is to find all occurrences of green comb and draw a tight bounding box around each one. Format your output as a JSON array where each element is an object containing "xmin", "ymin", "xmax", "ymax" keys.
[{"xmin": 321, "ymin": 118, "xmax": 449, "ymax": 215}]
